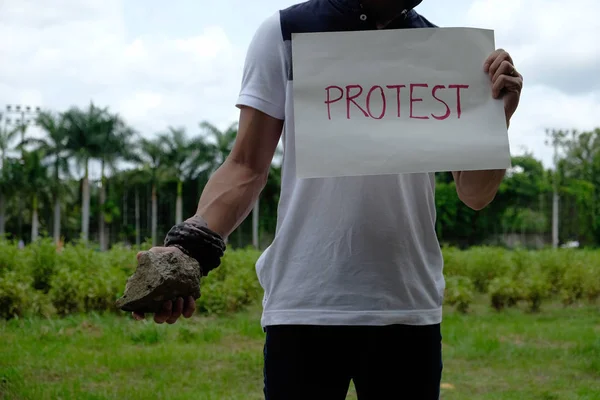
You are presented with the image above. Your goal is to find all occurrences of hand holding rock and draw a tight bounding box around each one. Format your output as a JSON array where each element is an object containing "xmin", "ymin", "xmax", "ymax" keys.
[{"xmin": 115, "ymin": 247, "xmax": 200, "ymax": 324}]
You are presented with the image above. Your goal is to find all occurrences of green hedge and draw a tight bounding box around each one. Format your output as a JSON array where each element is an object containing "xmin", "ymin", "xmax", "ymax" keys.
[
  {"xmin": 0, "ymin": 240, "xmax": 598, "ymax": 319},
  {"xmin": 443, "ymin": 246, "xmax": 600, "ymax": 313},
  {"xmin": 0, "ymin": 239, "xmax": 263, "ymax": 319}
]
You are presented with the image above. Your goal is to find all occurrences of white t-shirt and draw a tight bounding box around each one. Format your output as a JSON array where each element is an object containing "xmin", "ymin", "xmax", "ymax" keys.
[{"xmin": 236, "ymin": 9, "xmax": 445, "ymax": 328}]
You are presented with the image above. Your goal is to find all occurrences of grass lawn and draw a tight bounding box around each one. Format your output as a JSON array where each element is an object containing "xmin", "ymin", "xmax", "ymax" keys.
[{"xmin": 1, "ymin": 300, "xmax": 599, "ymax": 400}]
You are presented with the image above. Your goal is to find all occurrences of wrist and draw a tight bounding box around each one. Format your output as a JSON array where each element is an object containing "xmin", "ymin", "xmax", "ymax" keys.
[
  {"xmin": 184, "ymin": 214, "xmax": 209, "ymax": 229},
  {"xmin": 164, "ymin": 216, "xmax": 226, "ymax": 276}
]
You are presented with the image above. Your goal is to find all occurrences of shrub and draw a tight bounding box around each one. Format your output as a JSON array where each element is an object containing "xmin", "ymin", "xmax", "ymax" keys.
[
  {"xmin": 0, "ymin": 239, "xmax": 599, "ymax": 319},
  {"xmin": 536, "ymin": 249, "xmax": 568, "ymax": 294},
  {"xmin": 49, "ymin": 267, "xmax": 86, "ymax": 315},
  {"xmin": 463, "ymin": 247, "xmax": 514, "ymax": 293},
  {"xmin": 560, "ymin": 261, "xmax": 588, "ymax": 306},
  {"xmin": 0, "ymin": 271, "xmax": 32, "ymax": 319},
  {"xmin": 442, "ymin": 246, "xmax": 468, "ymax": 277},
  {"xmin": 105, "ymin": 243, "xmax": 139, "ymax": 276},
  {"xmin": 48, "ymin": 243, "xmax": 131, "ymax": 315},
  {"xmin": 0, "ymin": 240, "xmax": 25, "ymax": 274},
  {"xmin": 582, "ymin": 265, "xmax": 600, "ymax": 303},
  {"xmin": 444, "ymin": 276, "xmax": 474, "ymax": 313},
  {"xmin": 26, "ymin": 238, "xmax": 59, "ymax": 293},
  {"xmin": 520, "ymin": 267, "xmax": 551, "ymax": 313},
  {"xmin": 488, "ymin": 276, "xmax": 523, "ymax": 311},
  {"xmin": 510, "ymin": 249, "xmax": 540, "ymax": 278},
  {"xmin": 197, "ymin": 247, "xmax": 262, "ymax": 315}
]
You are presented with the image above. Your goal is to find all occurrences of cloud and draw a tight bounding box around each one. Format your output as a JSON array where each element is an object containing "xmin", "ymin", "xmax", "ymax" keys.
[
  {"xmin": 465, "ymin": 0, "xmax": 600, "ymax": 165},
  {"xmin": 1, "ymin": 0, "xmax": 599, "ymax": 173},
  {"xmin": 509, "ymin": 87, "xmax": 600, "ymax": 157},
  {"xmin": 0, "ymin": 0, "xmax": 244, "ymax": 146},
  {"xmin": 466, "ymin": 0, "xmax": 600, "ymax": 94}
]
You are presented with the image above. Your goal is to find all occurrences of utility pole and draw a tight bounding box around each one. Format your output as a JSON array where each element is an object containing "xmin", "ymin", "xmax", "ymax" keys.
[
  {"xmin": 4, "ymin": 104, "xmax": 41, "ymax": 242},
  {"xmin": 4, "ymin": 105, "xmax": 41, "ymax": 150},
  {"xmin": 0, "ymin": 113, "xmax": 9, "ymax": 237}
]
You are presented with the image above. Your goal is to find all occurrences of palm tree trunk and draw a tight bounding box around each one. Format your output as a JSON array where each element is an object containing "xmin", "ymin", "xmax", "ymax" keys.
[
  {"xmin": 123, "ymin": 186, "xmax": 128, "ymax": 228},
  {"xmin": 0, "ymin": 153, "xmax": 5, "ymax": 238},
  {"xmin": 175, "ymin": 180, "xmax": 183, "ymax": 224},
  {"xmin": 135, "ymin": 187, "xmax": 141, "ymax": 247},
  {"xmin": 17, "ymin": 125, "xmax": 25, "ymax": 241},
  {"xmin": 151, "ymin": 183, "xmax": 158, "ymax": 246},
  {"xmin": 252, "ymin": 198, "xmax": 259, "ymax": 249},
  {"xmin": 17, "ymin": 200, "xmax": 23, "ymax": 241},
  {"xmin": 53, "ymin": 195, "xmax": 61, "ymax": 245},
  {"xmin": 53, "ymin": 159, "xmax": 61, "ymax": 245},
  {"xmin": 31, "ymin": 194, "xmax": 39, "ymax": 241},
  {"xmin": 99, "ymin": 160, "xmax": 106, "ymax": 251},
  {"xmin": 81, "ymin": 159, "xmax": 90, "ymax": 242},
  {"xmin": 0, "ymin": 192, "xmax": 5, "ymax": 237}
]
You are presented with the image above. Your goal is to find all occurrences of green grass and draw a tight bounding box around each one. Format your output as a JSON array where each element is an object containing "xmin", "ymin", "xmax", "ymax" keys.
[{"xmin": 1, "ymin": 300, "xmax": 599, "ymax": 400}]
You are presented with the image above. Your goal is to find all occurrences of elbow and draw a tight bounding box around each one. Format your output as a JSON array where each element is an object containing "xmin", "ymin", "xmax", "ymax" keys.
[
  {"xmin": 453, "ymin": 169, "xmax": 505, "ymax": 211},
  {"xmin": 458, "ymin": 191, "xmax": 497, "ymax": 211}
]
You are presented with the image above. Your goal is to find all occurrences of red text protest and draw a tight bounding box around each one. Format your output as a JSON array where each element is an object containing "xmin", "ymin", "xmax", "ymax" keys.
[{"xmin": 324, "ymin": 83, "xmax": 469, "ymax": 120}]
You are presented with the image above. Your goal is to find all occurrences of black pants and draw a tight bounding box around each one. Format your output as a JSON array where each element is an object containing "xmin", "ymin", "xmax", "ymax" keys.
[{"xmin": 263, "ymin": 324, "xmax": 442, "ymax": 400}]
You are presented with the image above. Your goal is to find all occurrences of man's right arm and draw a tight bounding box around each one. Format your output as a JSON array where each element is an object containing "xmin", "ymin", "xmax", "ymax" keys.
[
  {"xmin": 192, "ymin": 106, "xmax": 284, "ymax": 239},
  {"xmin": 192, "ymin": 11, "xmax": 288, "ymax": 238},
  {"xmin": 135, "ymin": 12, "xmax": 287, "ymax": 324}
]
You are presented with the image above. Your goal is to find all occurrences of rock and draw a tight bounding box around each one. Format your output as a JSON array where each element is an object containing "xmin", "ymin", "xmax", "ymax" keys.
[{"xmin": 115, "ymin": 250, "xmax": 202, "ymax": 314}]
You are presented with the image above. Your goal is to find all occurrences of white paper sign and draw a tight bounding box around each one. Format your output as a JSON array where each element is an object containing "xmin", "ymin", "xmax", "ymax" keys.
[{"xmin": 291, "ymin": 27, "xmax": 511, "ymax": 179}]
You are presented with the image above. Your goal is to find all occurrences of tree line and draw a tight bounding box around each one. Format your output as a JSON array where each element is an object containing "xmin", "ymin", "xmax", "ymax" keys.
[{"xmin": 0, "ymin": 102, "xmax": 598, "ymax": 249}]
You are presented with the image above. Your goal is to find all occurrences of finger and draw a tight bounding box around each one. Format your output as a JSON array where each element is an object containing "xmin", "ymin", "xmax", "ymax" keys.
[
  {"xmin": 132, "ymin": 311, "xmax": 145, "ymax": 321},
  {"xmin": 492, "ymin": 75, "xmax": 522, "ymax": 98},
  {"xmin": 149, "ymin": 247, "xmax": 171, "ymax": 254},
  {"xmin": 154, "ymin": 300, "xmax": 173, "ymax": 324},
  {"xmin": 166, "ymin": 297, "xmax": 184, "ymax": 324},
  {"xmin": 492, "ymin": 60, "xmax": 516, "ymax": 83},
  {"xmin": 183, "ymin": 296, "xmax": 196, "ymax": 318},
  {"xmin": 484, "ymin": 49, "xmax": 512, "ymax": 72},
  {"xmin": 483, "ymin": 49, "xmax": 502, "ymax": 72},
  {"xmin": 488, "ymin": 51, "xmax": 512, "ymax": 79}
]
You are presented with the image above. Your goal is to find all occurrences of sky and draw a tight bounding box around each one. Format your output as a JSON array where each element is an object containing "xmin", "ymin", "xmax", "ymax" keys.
[{"xmin": 1, "ymin": 0, "xmax": 599, "ymax": 178}]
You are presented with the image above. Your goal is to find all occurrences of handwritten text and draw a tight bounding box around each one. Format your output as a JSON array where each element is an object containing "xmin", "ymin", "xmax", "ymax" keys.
[{"xmin": 324, "ymin": 83, "xmax": 469, "ymax": 120}]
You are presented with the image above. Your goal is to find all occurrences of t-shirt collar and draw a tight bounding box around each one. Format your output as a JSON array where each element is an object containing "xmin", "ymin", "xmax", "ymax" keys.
[
  {"xmin": 328, "ymin": 0, "xmax": 423, "ymax": 14},
  {"xmin": 327, "ymin": 0, "xmax": 424, "ymax": 27}
]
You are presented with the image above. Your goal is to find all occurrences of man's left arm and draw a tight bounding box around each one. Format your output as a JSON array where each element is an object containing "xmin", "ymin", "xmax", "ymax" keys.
[{"xmin": 453, "ymin": 49, "xmax": 523, "ymax": 211}]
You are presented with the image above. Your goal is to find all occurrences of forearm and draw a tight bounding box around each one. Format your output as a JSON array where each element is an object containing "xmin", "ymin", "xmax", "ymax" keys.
[
  {"xmin": 453, "ymin": 169, "xmax": 505, "ymax": 210},
  {"xmin": 191, "ymin": 159, "xmax": 268, "ymax": 239},
  {"xmin": 452, "ymin": 114, "xmax": 510, "ymax": 210}
]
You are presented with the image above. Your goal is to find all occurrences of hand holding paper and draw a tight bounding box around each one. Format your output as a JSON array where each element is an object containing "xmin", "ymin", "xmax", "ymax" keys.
[
  {"xmin": 448, "ymin": 47, "xmax": 522, "ymax": 210},
  {"xmin": 483, "ymin": 48, "xmax": 523, "ymax": 124}
]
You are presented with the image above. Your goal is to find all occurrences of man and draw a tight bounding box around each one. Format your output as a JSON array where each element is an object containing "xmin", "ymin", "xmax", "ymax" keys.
[{"xmin": 133, "ymin": 0, "xmax": 523, "ymax": 398}]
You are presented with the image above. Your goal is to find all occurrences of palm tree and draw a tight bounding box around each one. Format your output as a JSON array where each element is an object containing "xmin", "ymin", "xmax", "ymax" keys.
[
  {"xmin": 21, "ymin": 150, "xmax": 50, "ymax": 241},
  {"xmin": 0, "ymin": 122, "xmax": 20, "ymax": 236},
  {"xmin": 118, "ymin": 167, "xmax": 149, "ymax": 247},
  {"xmin": 135, "ymin": 137, "xmax": 167, "ymax": 246},
  {"xmin": 197, "ymin": 121, "xmax": 246, "ymax": 244},
  {"xmin": 197, "ymin": 121, "xmax": 282, "ymax": 248},
  {"xmin": 161, "ymin": 126, "xmax": 206, "ymax": 224},
  {"xmin": 96, "ymin": 113, "xmax": 135, "ymax": 250},
  {"xmin": 28, "ymin": 111, "xmax": 71, "ymax": 244},
  {"xmin": 198, "ymin": 121, "xmax": 238, "ymax": 174},
  {"xmin": 63, "ymin": 103, "xmax": 105, "ymax": 242}
]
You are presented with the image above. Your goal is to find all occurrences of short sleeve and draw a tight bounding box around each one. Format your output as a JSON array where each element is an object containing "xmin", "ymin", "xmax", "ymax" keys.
[{"xmin": 236, "ymin": 12, "xmax": 288, "ymax": 121}]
